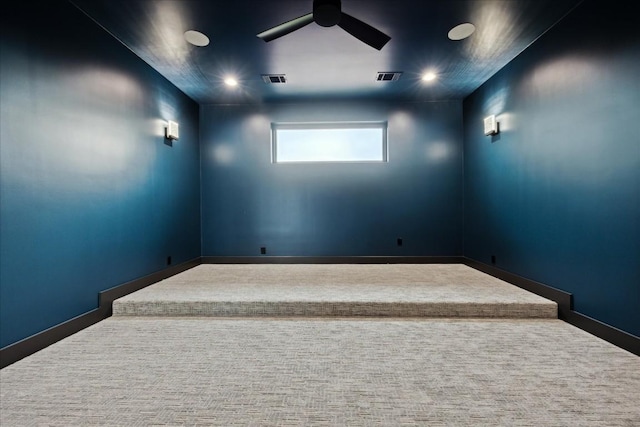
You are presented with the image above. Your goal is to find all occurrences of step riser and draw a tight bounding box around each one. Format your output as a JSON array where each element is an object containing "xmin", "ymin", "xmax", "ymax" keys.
[{"xmin": 113, "ymin": 301, "xmax": 557, "ymax": 318}]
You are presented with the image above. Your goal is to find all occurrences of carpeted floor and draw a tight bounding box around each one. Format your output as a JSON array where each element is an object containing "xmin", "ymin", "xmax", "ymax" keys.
[
  {"xmin": 1, "ymin": 264, "xmax": 638, "ymax": 426},
  {"xmin": 113, "ymin": 264, "xmax": 557, "ymax": 318},
  {"xmin": 1, "ymin": 317, "xmax": 639, "ymax": 426}
]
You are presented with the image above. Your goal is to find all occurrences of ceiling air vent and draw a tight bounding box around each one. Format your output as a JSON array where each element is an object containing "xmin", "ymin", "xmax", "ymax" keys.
[
  {"xmin": 262, "ymin": 74, "xmax": 287, "ymax": 84},
  {"xmin": 376, "ymin": 72, "xmax": 402, "ymax": 82}
]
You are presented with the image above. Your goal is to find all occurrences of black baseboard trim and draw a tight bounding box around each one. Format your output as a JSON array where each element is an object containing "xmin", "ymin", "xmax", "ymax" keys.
[
  {"xmin": 463, "ymin": 257, "xmax": 639, "ymax": 356},
  {"xmin": 201, "ymin": 256, "xmax": 465, "ymax": 264},
  {"xmin": 1, "ymin": 257, "xmax": 202, "ymax": 369},
  {"xmin": 463, "ymin": 258, "xmax": 573, "ymax": 319},
  {"xmin": 1, "ymin": 309, "xmax": 104, "ymax": 369},
  {"xmin": 563, "ymin": 310, "xmax": 640, "ymax": 356},
  {"xmin": 99, "ymin": 257, "xmax": 201, "ymax": 316}
]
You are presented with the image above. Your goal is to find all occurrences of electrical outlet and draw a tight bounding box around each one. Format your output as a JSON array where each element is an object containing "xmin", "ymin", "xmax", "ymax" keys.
[{"xmin": 260, "ymin": 247, "xmax": 267, "ymax": 255}]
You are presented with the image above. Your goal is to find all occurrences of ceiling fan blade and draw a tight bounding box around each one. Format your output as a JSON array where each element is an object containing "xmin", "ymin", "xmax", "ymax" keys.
[
  {"xmin": 338, "ymin": 12, "xmax": 390, "ymax": 50},
  {"xmin": 257, "ymin": 13, "xmax": 314, "ymax": 42}
]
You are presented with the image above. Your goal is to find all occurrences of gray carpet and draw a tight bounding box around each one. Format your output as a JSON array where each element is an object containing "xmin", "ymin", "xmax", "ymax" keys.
[
  {"xmin": 2, "ymin": 264, "xmax": 638, "ymax": 426},
  {"xmin": 1, "ymin": 317, "xmax": 639, "ymax": 426},
  {"xmin": 113, "ymin": 264, "xmax": 557, "ymax": 318}
]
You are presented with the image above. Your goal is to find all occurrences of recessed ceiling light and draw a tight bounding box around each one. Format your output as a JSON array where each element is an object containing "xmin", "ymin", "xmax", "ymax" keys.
[
  {"xmin": 184, "ymin": 30, "xmax": 210, "ymax": 47},
  {"xmin": 448, "ymin": 23, "xmax": 476, "ymax": 41},
  {"xmin": 224, "ymin": 77, "xmax": 238, "ymax": 87},
  {"xmin": 421, "ymin": 72, "xmax": 437, "ymax": 82}
]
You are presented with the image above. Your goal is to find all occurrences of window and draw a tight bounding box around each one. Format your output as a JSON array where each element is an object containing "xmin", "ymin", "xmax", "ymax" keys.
[{"xmin": 272, "ymin": 122, "xmax": 388, "ymax": 163}]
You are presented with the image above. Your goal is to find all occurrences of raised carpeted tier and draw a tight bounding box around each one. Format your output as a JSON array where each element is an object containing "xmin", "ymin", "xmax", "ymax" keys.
[{"xmin": 112, "ymin": 264, "xmax": 557, "ymax": 319}]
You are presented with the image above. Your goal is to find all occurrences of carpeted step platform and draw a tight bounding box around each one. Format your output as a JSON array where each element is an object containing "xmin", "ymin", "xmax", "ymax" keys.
[{"xmin": 113, "ymin": 264, "xmax": 557, "ymax": 319}]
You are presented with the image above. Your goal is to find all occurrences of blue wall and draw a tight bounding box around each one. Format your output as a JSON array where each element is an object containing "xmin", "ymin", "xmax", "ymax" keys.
[
  {"xmin": 0, "ymin": 2, "xmax": 201, "ymax": 348},
  {"xmin": 3, "ymin": 0, "xmax": 636, "ymax": 349},
  {"xmin": 201, "ymin": 101, "xmax": 463, "ymax": 256},
  {"xmin": 463, "ymin": 0, "xmax": 640, "ymax": 336}
]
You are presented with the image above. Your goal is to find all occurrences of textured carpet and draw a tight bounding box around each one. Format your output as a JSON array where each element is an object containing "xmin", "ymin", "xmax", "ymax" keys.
[
  {"xmin": 1, "ymin": 317, "xmax": 639, "ymax": 426},
  {"xmin": 113, "ymin": 264, "xmax": 557, "ymax": 318},
  {"xmin": 2, "ymin": 265, "xmax": 636, "ymax": 425}
]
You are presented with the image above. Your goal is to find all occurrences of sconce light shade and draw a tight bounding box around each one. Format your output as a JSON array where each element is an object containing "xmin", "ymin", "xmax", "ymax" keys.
[
  {"xmin": 484, "ymin": 115, "xmax": 498, "ymax": 136},
  {"xmin": 166, "ymin": 120, "xmax": 179, "ymax": 140}
]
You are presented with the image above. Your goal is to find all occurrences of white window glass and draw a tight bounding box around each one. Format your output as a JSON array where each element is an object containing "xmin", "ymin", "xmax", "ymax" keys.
[{"xmin": 272, "ymin": 122, "xmax": 388, "ymax": 163}]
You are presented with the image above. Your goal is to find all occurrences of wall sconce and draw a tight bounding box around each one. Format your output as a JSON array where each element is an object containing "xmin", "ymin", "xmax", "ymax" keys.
[
  {"xmin": 484, "ymin": 115, "xmax": 499, "ymax": 136},
  {"xmin": 165, "ymin": 120, "xmax": 179, "ymax": 141}
]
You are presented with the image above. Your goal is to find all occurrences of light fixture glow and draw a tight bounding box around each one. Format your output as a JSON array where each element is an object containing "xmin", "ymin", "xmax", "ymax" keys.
[
  {"xmin": 165, "ymin": 120, "xmax": 179, "ymax": 140},
  {"xmin": 421, "ymin": 72, "xmax": 437, "ymax": 82},
  {"xmin": 448, "ymin": 23, "xmax": 476, "ymax": 41},
  {"xmin": 484, "ymin": 115, "xmax": 499, "ymax": 136},
  {"xmin": 224, "ymin": 77, "xmax": 238, "ymax": 87},
  {"xmin": 184, "ymin": 30, "xmax": 210, "ymax": 47}
]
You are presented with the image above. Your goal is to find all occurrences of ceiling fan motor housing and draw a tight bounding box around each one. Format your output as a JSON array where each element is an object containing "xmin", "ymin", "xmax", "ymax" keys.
[{"xmin": 314, "ymin": 0, "xmax": 342, "ymax": 27}]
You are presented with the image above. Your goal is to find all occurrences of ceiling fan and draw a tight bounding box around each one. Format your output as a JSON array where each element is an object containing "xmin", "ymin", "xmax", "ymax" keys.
[{"xmin": 256, "ymin": 0, "xmax": 391, "ymax": 50}]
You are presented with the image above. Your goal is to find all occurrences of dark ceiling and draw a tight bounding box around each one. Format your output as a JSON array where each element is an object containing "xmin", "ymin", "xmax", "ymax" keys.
[{"xmin": 69, "ymin": 0, "xmax": 583, "ymax": 104}]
